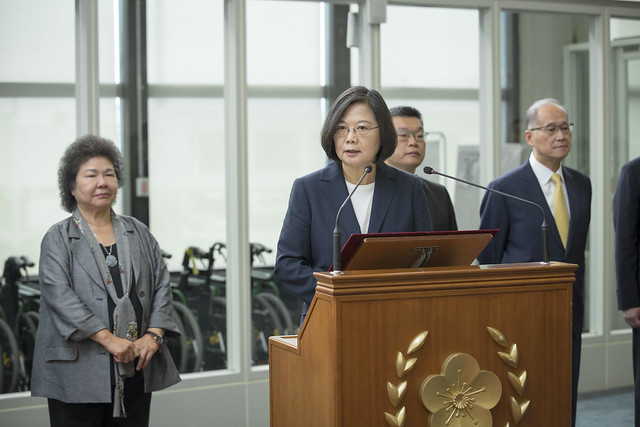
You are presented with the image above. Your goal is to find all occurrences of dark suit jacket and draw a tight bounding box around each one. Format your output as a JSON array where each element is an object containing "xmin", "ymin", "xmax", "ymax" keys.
[
  {"xmin": 614, "ymin": 157, "xmax": 640, "ymax": 310},
  {"xmin": 478, "ymin": 161, "xmax": 591, "ymax": 295},
  {"xmin": 421, "ymin": 178, "xmax": 457, "ymax": 231},
  {"xmin": 274, "ymin": 162, "xmax": 433, "ymax": 321},
  {"xmin": 31, "ymin": 215, "xmax": 181, "ymax": 403}
]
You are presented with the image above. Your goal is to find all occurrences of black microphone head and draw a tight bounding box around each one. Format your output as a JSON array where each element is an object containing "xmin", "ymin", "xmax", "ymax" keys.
[
  {"xmin": 423, "ymin": 166, "xmax": 435, "ymax": 174},
  {"xmin": 364, "ymin": 165, "xmax": 372, "ymax": 173}
]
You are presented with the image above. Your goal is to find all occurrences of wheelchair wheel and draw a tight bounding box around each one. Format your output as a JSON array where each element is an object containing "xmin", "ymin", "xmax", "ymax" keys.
[
  {"xmin": 251, "ymin": 293, "xmax": 283, "ymax": 365},
  {"xmin": 203, "ymin": 296, "xmax": 227, "ymax": 370},
  {"xmin": 171, "ymin": 301, "xmax": 203, "ymax": 373},
  {"xmin": 0, "ymin": 317, "xmax": 19, "ymax": 393},
  {"xmin": 168, "ymin": 306, "xmax": 189, "ymax": 373},
  {"xmin": 254, "ymin": 292, "xmax": 295, "ymax": 335},
  {"xmin": 17, "ymin": 311, "xmax": 38, "ymax": 390}
]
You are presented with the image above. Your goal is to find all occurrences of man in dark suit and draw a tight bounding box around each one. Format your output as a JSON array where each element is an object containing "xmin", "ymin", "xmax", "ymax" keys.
[
  {"xmin": 386, "ymin": 105, "xmax": 458, "ymax": 231},
  {"xmin": 614, "ymin": 156, "xmax": 640, "ymax": 426},
  {"xmin": 478, "ymin": 98, "xmax": 591, "ymax": 427}
]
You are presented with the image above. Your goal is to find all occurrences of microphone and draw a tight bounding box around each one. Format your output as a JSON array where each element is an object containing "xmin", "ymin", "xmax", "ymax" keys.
[
  {"xmin": 423, "ymin": 166, "xmax": 550, "ymax": 264},
  {"xmin": 333, "ymin": 165, "xmax": 373, "ymax": 273}
]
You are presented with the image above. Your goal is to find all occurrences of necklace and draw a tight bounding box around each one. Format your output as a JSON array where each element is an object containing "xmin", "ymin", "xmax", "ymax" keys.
[{"xmin": 104, "ymin": 244, "xmax": 118, "ymax": 267}]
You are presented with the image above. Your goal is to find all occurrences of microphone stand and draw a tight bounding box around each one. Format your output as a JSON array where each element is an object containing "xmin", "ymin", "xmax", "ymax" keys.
[
  {"xmin": 333, "ymin": 165, "xmax": 373, "ymax": 274},
  {"xmin": 424, "ymin": 166, "xmax": 550, "ymax": 264}
]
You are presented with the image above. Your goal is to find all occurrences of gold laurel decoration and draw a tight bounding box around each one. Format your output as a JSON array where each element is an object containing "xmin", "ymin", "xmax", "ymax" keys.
[
  {"xmin": 488, "ymin": 327, "xmax": 530, "ymax": 425},
  {"xmin": 505, "ymin": 423, "xmax": 510, "ymax": 427},
  {"xmin": 487, "ymin": 326, "xmax": 509, "ymax": 347},
  {"xmin": 395, "ymin": 352, "xmax": 418, "ymax": 377},
  {"xmin": 385, "ymin": 332, "xmax": 428, "ymax": 425},
  {"xmin": 407, "ymin": 331, "xmax": 429, "ymax": 354},
  {"xmin": 509, "ymin": 396, "xmax": 530, "ymax": 423},
  {"xmin": 383, "ymin": 406, "xmax": 406, "ymax": 427},
  {"xmin": 497, "ymin": 343, "xmax": 519, "ymax": 368},
  {"xmin": 507, "ymin": 371, "xmax": 527, "ymax": 396},
  {"xmin": 386, "ymin": 381, "xmax": 407, "ymax": 407}
]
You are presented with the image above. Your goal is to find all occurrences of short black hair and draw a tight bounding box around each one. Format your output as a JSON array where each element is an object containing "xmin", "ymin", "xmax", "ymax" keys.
[
  {"xmin": 58, "ymin": 135, "xmax": 125, "ymax": 212},
  {"xmin": 389, "ymin": 105, "xmax": 423, "ymax": 126},
  {"xmin": 320, "ymin": 86, "xmax": 397, "ymax": 165}
]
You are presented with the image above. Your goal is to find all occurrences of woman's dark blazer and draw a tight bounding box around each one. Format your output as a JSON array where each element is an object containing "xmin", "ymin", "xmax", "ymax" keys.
[
  {"xmin": 274, "ymin": 161, "xmax": 433, "ymax": 323},
  {"xmin": 31, "ymin": 215, "xmax": 181, "ymax": 403}
]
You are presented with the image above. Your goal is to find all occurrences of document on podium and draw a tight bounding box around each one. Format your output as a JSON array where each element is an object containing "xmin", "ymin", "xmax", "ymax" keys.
[{"xmin": 336, "ymin": 229, "xmax": 497, "ymax": 271}]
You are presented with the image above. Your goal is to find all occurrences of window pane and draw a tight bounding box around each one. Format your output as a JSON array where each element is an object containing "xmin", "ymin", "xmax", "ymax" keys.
[
  {"xmin": 0, "ymin": 0, "xmax": 75, "ymax": 82},
  {"xmin": 381, "ymin": 7, "xmax": 479, "ymax": 88},
  {"xmin": 246, "ymin": 98, "xmax": 325, "ymax": 359},
  {"xmin": 499, "ymin": 11, "xmax": 592, "ymax": 331},
  {"xmin": 247, "ymin": 0, "xmax": 322, "ymax": 85},
  {"xmin": 611, "ymin": 18, "xmax": 640, "ymax": 40},
  {"xmin": 610, "ymin": 22, "xmax": 640, "ymax": 331},
  {"xmin": 147, "ymin": 0, "xmax": 227, "ymax": 373},
  {"xmin": 382, "ymin": 6, "xmax": 480, "ymax": 230},
  {"xmin": 148, "ymin": 99, "xmax": 226, "ymax": 262},
  {"xmin": 148, "ymin": 97, "xmax": 226, "ymax": 372},
  {"xmin": 248, "ymin": 98, "xmax": 326, "ymax": 265},
  {"xmin": 98, "ymin": 0, "xmax": 117, "ymax": 84},
  {"xmin": 245, "ymin": 0, "xmax": 324, "ymax": 365},
  {"xmin": 0, "ymin": 99, "xmax": 75, "ymax": 262},
  {"xmin": 147, "ymin": 0, "xmax": 224, "ymax": 84}
]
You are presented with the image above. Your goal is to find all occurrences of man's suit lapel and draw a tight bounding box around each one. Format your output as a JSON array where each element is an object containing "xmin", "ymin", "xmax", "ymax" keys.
[
  {"xmin": 563, "ymin": 167, "xmax": 580, "ymax": 252},
  {"xmin": 320, "ymin": 162, "xmax": 361, "ymax": 236}
]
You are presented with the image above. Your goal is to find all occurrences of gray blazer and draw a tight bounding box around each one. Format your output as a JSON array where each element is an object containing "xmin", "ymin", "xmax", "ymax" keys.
[{"xmin": 31, "ymin": 214, "xmax": 181, "ymax": 403}]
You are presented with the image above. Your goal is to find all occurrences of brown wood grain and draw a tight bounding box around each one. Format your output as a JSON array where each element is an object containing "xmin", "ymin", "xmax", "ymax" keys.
[{"xmin": 269, "ymin": 262, "xmax": 574, "ymax": 426}]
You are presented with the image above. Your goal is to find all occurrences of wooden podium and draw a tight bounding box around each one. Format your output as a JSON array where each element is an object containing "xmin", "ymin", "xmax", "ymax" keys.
[{"xmin": 269, "ymin": 261, "xmax": 575, "ymax": 426}]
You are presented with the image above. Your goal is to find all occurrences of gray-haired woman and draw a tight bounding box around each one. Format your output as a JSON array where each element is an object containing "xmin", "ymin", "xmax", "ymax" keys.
[{"xmin": 31, "ymin": 135, "xmax": 180, "ymax": 427}]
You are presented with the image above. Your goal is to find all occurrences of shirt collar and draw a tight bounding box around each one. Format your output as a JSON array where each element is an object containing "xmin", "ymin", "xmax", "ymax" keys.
[{"xmin": 528, "ymin": 152, "xmax": 564, "ymax": 185}]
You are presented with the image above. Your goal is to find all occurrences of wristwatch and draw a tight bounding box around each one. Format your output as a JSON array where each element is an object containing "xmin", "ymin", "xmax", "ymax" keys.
[{"xmin": 146, "ymin": 330, "xmax": 164, "ymax": 345}]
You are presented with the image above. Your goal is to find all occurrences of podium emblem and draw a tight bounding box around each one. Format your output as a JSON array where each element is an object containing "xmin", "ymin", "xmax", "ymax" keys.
[
  {"xmin": 384, "ymin": 328, "xmax": 531, "ymax": 427},
  {"xmin": 419, "ymin": 352, "xmax": 501, "ymax": 427}
]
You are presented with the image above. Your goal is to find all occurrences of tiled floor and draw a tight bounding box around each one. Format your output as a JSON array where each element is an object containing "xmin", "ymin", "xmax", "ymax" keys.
[{"xmin": 576, "ymin": 386, "xmax": 634, "ymax": 426}]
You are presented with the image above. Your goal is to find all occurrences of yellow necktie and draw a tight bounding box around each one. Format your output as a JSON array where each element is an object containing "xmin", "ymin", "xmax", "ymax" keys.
[{"xmin": 551, "ymin": 173, "xmax": 569, "ymax": 248}]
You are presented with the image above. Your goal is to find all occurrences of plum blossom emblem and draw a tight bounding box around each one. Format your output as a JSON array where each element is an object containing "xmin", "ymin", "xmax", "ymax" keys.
[{"xmin": 420, "ymin": 353, "xmax": 502, "ymax": 427}]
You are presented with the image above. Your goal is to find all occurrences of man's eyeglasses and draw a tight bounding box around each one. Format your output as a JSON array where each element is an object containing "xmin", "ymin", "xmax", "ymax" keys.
[
  {"xmin": 397, "ymin": 131, "xmax": 427, "ymax": 142},
  {"xmin": 334, "ymin": 125, "xmax": 380, "ymax": 137},
  {"xmin": 529, "ymin": 122, "xmax": 574, "ymax": 136}
]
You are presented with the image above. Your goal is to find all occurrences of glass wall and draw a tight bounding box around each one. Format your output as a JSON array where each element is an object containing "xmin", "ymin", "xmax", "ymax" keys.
[
  {"xmin": 246, "ymin": 0, "xmax": 327, "ymax": 346},
  {"xmin": 610, "ymin": 18, "xmax": 640, "ymax": 331},
  {"xmin": 145, "ymin": 0, "xmax": 327, "ymax": 372},
  {"xmin": 0, "ymin": 1, "xmax": 76, "ymax": 267},
  {"xmin": 246, "ymin": 0, "xmax": 326, "ymax": 264},
  {"xmin": 0, "ymin": 0, "xmax": 119, "ymax": 393},
  {"xmin": 146, "ymin": 0, "xmax": 229, "ymax": 372},
  {"xmin": 499, "ymin": 10, "xmax": 592, "ymax": 329},
  {"xmin": 381, "ymin": 6, "xmax": 480, "ymax": 230}
]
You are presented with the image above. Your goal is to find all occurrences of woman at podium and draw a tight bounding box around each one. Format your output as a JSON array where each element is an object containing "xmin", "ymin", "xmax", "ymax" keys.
[{"xmin": 274, "ymin": 86, "xmax": 433, "ymax": 325}]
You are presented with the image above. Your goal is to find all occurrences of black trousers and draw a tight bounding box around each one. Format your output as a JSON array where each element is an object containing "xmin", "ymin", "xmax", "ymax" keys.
[
  {"xmin": 634, "ymin": 327, "xmax": 640, "ymax": 427},
  {"xmin": 47, "ymin": 371, "xmax": 151, "ymax": 427}
]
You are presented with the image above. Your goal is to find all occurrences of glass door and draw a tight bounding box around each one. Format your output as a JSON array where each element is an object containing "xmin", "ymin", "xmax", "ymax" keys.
[{"xmin": 611, "ymin": 37, "xmax": 640, "ymax": 330}]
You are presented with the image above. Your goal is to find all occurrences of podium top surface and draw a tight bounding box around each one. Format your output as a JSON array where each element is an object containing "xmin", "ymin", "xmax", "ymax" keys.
[
  {"xmin": 338, "ymin": 229, "xmax": 498, "ymax": 271},
  {"xmin": 315, "ymin": 261, "xmax": 578, "ymax": 297}
]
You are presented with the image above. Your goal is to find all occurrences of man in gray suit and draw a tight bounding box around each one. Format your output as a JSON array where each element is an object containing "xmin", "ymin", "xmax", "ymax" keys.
[{"xmin": 386, "ymin": 105, "xmax": 458, "ymax": 231}]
